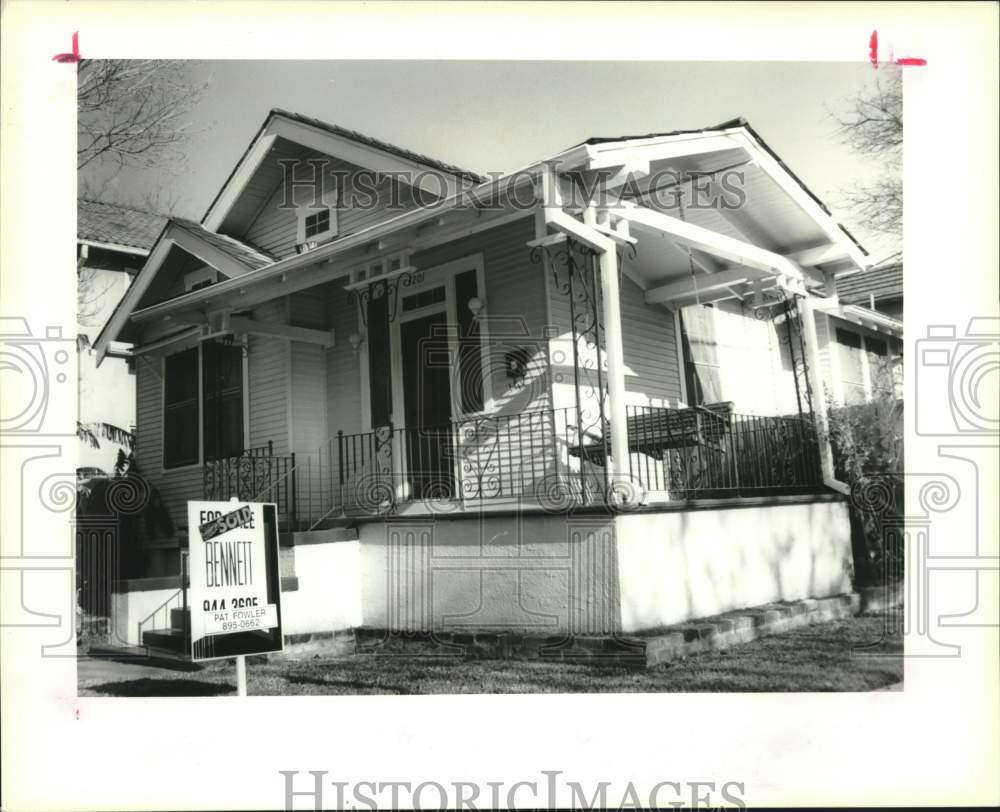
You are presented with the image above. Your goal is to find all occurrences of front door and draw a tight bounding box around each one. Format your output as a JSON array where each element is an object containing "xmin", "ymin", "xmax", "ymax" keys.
[{"xmin": 400, "ymin": 311, "xmax": 454, "ymax": 499}]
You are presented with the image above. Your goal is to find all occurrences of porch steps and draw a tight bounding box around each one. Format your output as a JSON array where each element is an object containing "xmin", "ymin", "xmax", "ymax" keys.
[
  {"xmin": 353, "ymin": 592, "xmax": 882, "ymax": 668},
  {"xmin": 141, "ymin": 606, "xmax": 191, "ymax": 658}
]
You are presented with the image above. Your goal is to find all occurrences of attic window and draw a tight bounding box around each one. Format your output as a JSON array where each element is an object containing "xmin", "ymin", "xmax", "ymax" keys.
[
  {"xmin": 185, "ymin": 268, "xmax": 217, "ymax": 293},
  {"xmin": 297, "ymin": 205, "xmax": 337, "ymax": 245},
  {"xmin": 304, "ymin": 208, "xmax": 331, "ymax": 239}
]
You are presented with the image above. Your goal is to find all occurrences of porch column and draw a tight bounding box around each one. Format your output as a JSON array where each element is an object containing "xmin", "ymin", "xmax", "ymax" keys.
[
  {"xmin": 598, "ymin": 246, "xmax": 631, "ymax": 496},
  {"xmin": 798, "ymin": 297, "xmax": 848, "ymax": 494}
]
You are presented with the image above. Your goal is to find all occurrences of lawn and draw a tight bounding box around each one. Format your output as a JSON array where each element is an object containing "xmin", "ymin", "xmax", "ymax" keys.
[{"xmin": 78, "ymin": 613, "xmax": 902, "ymax": 697}]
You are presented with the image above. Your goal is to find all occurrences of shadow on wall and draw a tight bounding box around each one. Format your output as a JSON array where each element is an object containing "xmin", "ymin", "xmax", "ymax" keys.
[{"xmin": 616, "ymin": 502, "xmax": 852, "ymax": 631}]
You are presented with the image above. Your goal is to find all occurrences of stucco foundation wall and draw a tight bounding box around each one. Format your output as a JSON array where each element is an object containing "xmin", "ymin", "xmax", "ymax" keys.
[
  {"xmin": 615, "ymin": 499, "xmax": 853, "ymax": 633},
  {"xmin": 111, "ymin": 585, "xmax": 180, "ymax": 647},
  {"xmin": 358, "ymin": 514, "xmax": 619, "ymax": 634},
  {"xmin": 281, "ymin": 540, "xmax": 362, "ymax": 635}
]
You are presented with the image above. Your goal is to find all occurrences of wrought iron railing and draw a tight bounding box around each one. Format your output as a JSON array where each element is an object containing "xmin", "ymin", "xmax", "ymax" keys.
[
  {"xmin": 208, "ymin": 406, "xmax": 825, "ymax": 525},
  {"xmin": 203, "ymin": 440, "xmax": 297, "ymax": 525},
  {"xmin": 623, "ymin": 404, "xmax": 824, "ymax": 497}
]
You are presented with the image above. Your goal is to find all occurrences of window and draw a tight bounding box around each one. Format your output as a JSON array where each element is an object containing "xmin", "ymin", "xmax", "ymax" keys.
[
  {"xmin": 864, "ymin": 336, "xmax": 895, "ymax": 396},
  {"xmin": 401, "ymin": 285, "xmax": 446, "ymax": 313},
  {"xmin": 835, "ymin": 328, "xmax": 868, "ymax": 405},
  {"xmin": 297, "ymin": 205, "xmax": 337, "ymax": 245},
  {"xmin": 184, "ymin": 268, "xmax": 217, "ymax": 293},
  {"xmin": 303, "ymin": 208, "xmax": 331, "ymax": 240},
  {"xmin": 163, "ymin": 348, "xmax": 199, "ymax": 468},
  {"xmin": 162, "ymin": 342, "xmax": 244, "ymax": 468},
  {"xmin": 202, "ymin": 341, "xmax": 244, "ymax": 460}
]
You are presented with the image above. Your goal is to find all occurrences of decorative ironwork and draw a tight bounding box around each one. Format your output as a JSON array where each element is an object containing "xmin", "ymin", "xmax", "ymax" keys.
[
  {"xmin": 531, "ymin": 237, "xmax": 610, "ymax": 501},
  {"xmin": 337, "ymin": 425, "xmax": 395, "ymax": 514},
  {"xmin": 349, "ymin": 270, "xmax": 420, "ymax": 328},
  {"xmin": 203, "ymin": 443, "xmax": 297, "ymax": 525}
]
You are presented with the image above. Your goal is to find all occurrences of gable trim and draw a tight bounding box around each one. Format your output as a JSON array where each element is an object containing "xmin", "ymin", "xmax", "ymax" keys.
[
  {"xmin": 203, "ymin": 113, "xmax": 470, "ymax": 232},
  {"xmin": 93, "ymin": 222, "xmax": 261, "ymax": 364}
]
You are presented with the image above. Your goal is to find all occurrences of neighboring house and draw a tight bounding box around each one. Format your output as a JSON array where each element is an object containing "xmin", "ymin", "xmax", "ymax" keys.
[
  {"xmin": 813, "ymin": 258, "xmax": 904, "ymax": 405},
  {"xmin": 836, "ymin": 259, "xmax": 903, "ymax": 319},
  {"xmin": 95, "ymin": 110, "xmax": 881, "ymax": 650},
  {"xmin": 77, "ymin": 199, "xmax": 167, "ymax": 476}
]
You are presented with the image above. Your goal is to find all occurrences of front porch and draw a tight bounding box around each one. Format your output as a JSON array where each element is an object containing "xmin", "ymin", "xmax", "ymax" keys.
[{"xmin": 203, "ymin": 401, "xmax": 826, "ymax": 531}]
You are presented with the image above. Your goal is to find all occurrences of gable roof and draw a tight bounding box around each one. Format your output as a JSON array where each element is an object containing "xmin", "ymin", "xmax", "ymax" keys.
[
  {"xmin": 171, "ymin": 218, "xmax": 275, "ymax": 270},
  {"xmin": 269, "ymin": 109, "xmax": 486, "ymax": 186},
  {"xmin": 836, "ymin": 260, "xmax": 903, "ymax": 304},
  {"xmin": 202, "ymin": 109, "xmax": 487, "ymax": 232},
  {"xmin": 78, "ymin": 199, "xmax": 168, "ymax": 253},
  {"xmin": 578, "ymin": 117, "xmax": 867, "ymax": 260}
]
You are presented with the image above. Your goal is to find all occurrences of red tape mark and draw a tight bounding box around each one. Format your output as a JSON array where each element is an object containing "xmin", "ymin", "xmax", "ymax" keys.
[
  {"xmin": 52, "ymin": 32, "xmax": 80, "ymax": 63},
  {"xmin": 870, "ymin": 29, "xmax": 927, "ymax": 68}
]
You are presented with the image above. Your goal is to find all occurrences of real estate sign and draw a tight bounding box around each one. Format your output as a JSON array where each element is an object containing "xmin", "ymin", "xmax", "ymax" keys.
[{"xmin": 187, "ymin": 500, "xmax": 283, "ymax": 661}]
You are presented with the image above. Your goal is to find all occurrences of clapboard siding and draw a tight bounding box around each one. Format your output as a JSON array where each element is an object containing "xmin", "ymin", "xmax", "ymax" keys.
[
  {"xmin": 247, "ymin": 298, "xmax": 291, "ymax": 455},
  {"xmin": 546, "ymin": 260, "xmax": 684, "ymax": 410},
  {"xmin": 240, "ymin": 152, "xmax": 421, "ymax": 259},
  {"xmin": 619, "ymin": 276, "xmax": 684, "ymax": 406}
]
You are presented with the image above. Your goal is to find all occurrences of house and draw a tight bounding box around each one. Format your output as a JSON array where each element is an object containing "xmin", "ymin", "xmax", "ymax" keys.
[
  {"xmin": 812, "ymin": 258, "xmax": 904, "ymax": 406},
  {"xmin": 77, "ymin": 199, "xmax": 167, "ymax": 476},
  {"xmin": 94, "ymin": 110, "xmax": 879, "ymax": 650}
]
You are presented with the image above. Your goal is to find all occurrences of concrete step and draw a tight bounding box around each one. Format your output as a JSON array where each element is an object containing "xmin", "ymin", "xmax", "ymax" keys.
[
  {"xmin": 353, "ymin": 593, "xmax": 868, "ymax": 669},
  {"xmin": 142, "ymin": 628, "xmax": 189, "ymax": 656},
  {"xmin": 170, "ymin": 607, "xmax": 191, "ymax": 633}
]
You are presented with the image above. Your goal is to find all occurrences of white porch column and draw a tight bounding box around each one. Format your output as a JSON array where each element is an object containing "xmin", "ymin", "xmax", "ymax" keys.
[
  {"xmin": 798, "ymin": 297, "xmax": 848, "ymax": 494},
  {"xmin": 598, "ymin": 247, "xmax": 631, "ymax": 496}
]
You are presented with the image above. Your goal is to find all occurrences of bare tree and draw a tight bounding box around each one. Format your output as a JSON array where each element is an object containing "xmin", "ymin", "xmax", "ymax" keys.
[
  {"xmin": 831, "ymin": 69, "xmax": 902, "ymax": 237},
  {"xmin": 77, "ymin": 60, "xmax": 206, "ymax": 171}
]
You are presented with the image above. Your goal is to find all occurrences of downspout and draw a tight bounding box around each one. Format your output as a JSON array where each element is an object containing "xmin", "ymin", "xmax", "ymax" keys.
[{"xmin": 798, "ymin": 296, "xmax": 850, "ymax": 495}]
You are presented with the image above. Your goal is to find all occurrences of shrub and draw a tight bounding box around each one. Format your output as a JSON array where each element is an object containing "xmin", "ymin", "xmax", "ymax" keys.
[{"xmin": 823, "ymin": 395, "xmax": 904, "ymax": 585}]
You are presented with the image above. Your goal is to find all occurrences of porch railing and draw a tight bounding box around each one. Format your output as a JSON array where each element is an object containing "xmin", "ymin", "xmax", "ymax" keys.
[
  {"xmin": 330, "ymin": 405, "xmax": 825, "ymax": 515},
  {"xmin": 204, "ymin": 406, "xmax": 825, "ymax": 526},
  {"xmin": 203, "ymin": 440, "xmax": 297, "ymax": 525}
]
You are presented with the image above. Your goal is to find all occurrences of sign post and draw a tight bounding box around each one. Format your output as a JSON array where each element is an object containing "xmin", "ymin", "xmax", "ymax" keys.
[{"xmin": 187, "ymin": 499, "xmax": 283, "ymax": 693}]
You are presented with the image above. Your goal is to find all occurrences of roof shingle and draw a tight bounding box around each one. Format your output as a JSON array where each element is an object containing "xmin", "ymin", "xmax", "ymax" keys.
[
  {"xmin": 837, "ymin": 261, "xmax": 903, "ymax": 304},
  {"xmin": 171, "ymin": 219, "xmax": 275, "ymax": 270},
  {"xmin": 78, "ymin": 199, "xmax": 168, "ymax": 253}
]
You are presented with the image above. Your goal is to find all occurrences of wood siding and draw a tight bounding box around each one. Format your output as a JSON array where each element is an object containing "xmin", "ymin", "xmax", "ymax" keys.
[
  {"xmin": 240, "ymin": 151, "xmax": 422, "ymax": 260},
  {"xmin": 247, "ymin": 298, "xmax": 291, "ymax": 455}
]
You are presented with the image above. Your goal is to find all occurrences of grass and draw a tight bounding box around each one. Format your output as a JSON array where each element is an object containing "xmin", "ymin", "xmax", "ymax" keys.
[{"xmin": 78, "ymin": 613, "xmax": 902, "ymax": 697}]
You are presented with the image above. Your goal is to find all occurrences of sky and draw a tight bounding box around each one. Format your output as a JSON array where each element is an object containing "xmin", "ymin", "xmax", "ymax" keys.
[{"xmin": 83, "ymin": 60, "xmax": 900, "ymax": 263}]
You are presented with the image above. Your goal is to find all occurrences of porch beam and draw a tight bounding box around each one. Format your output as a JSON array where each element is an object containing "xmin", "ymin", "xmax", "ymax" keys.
[
  {"xmin": 644, "ymin": 268, "xmax": 768, "ymax": 305},
  {"xmin": 586, "ymin": 134, "xmax": 743, "ymax": 170},
  {"xmin": 610, "ymin": 202, "xmax": 806, "ymax": 284},
  {"xmin": 228, "ymin": 316, "xmax": 335, "ymax": 347},
  {"xmin": 787, "ymin": 242, "xmax": 849, "ymax": 267}
]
